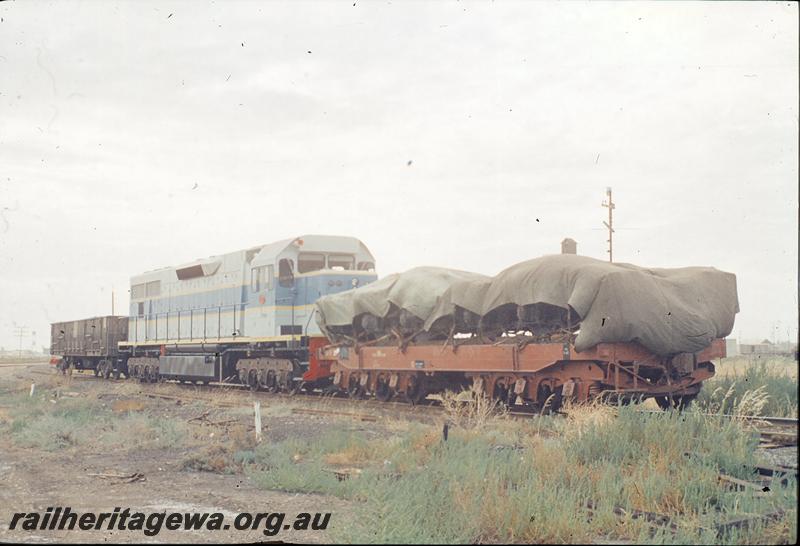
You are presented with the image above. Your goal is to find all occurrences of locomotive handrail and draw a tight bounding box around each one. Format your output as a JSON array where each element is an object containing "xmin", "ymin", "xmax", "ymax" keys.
[{"xmin": 132, "ymin": 302, "xmax": 247, "ymax": 345}]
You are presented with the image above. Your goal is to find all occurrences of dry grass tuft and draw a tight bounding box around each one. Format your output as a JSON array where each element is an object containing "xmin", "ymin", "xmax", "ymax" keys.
[
  {"xmin": 323, "ymin": 441, "xmax": 375, "ymax": 467},
  {"xmin": 440, "ymin": 385, "xmax": 507, "ymax": 430},
  {"xmin": 559, "ymin": 398, "xmax": 617, "ymax": 439}
]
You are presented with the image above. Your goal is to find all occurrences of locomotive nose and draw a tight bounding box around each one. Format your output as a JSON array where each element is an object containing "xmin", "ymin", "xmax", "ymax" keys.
[{"xmin": 325, "ymin": 276, "xmax": 369, "ymax": 295}]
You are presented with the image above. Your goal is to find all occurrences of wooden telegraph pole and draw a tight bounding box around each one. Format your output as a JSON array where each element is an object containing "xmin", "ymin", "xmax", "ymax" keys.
[{"xmin": 602, "ymin": 187, "xmax": 615, "ymax": 262}]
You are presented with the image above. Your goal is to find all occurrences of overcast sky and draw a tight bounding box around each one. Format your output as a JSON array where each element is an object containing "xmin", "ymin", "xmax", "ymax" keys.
[{"xmin": 1, "ymin": 0, "xmax": 797, "ymax": 351}]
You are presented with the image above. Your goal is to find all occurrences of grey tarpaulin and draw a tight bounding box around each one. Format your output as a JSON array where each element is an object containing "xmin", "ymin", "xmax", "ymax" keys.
[
  {"xmin": 316, "ymin": 255, "xmax": 738, "ymax": 356},
  {"xmin": 315, "ymin": 267, "xmax": 490, "ymax": 341},
  {"xmin": 476, "ymin": 255, "xmax": 739, "ymax": 355}
]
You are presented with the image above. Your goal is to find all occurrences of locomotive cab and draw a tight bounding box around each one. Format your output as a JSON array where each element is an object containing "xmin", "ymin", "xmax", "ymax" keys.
[{"xmin": 246, "ymin": 235, "xmax": 378, "ymax": 338}]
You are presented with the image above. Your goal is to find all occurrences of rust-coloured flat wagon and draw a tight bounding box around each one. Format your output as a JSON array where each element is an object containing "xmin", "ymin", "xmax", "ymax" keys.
[{"xmin": 320, "ymin": 338, "xmax": 726, "ymax": 410}]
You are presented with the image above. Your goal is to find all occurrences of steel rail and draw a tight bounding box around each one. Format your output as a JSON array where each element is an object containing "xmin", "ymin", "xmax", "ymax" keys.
[{"xmin": 55, "ymin": 368, "xmax": 799, "ymax": 431}]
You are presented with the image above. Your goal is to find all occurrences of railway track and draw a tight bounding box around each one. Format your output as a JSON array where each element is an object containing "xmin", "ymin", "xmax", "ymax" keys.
[
  {"xmin": 638, "ymin": 409, "xmax": 798, "ymax": 447},
  {"xmin": 56, "ymin": 368, "xmax": 555, "ymax": 423},
  {"xmin": 638, "ymin": 409, "xmax": 798, "ymax": 427},
  {"xmin": 52, "ymin": 369, "xmax": 799, "ymax": 444}
]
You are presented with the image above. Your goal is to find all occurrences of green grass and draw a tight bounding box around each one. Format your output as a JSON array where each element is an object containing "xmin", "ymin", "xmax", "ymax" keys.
[
  {"xmin": 244, "ymin": 407, "xmax": 796, "ymax": 544},
  {"xmin": 697, "ymin": 356, "xmax": 799, "ymax": 417},
  {"xmin": 0, "ymin": 388, "xmax": 189, "ymax": 452}
]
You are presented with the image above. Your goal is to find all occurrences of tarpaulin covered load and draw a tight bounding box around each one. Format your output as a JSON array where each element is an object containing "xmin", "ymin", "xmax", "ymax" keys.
[
  {"xmin": 473, "ymin": 255, "xmax": 739, "ymax": 355},
  {"xmin": 316, "ymin": 254, "xmax": 739, "ymax": 356},
  {"xmin": 315, "ymin": 267, "xmax": 490, "ymax": 342}
]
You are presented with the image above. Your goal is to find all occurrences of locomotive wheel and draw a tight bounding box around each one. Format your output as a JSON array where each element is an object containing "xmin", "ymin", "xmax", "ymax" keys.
[
  {"xmin": 288, "ymin": 380, "xmax": 305, "ymax": 396},
  {"xmin": 248, "ymin": 370, "xmax": 259, "ymax": 392},
  {"xmin": 375, "ymin": 381, "xmax": 393, "ymax": 402},
  {"xmin": 265, "ymin": 371, "xmax": 277, "ymax": 393}
]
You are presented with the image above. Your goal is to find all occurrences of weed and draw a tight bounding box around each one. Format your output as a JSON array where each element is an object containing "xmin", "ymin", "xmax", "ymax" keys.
[
  {"xmin": 698, "ymin": 357, "xmax": 798, "ymax": 417},
  {"xmin": 439, "ymin": 385, "xmax": 507, "ymax": 430},
  {"xmin": 244, "ymin": 406, "xmax": 795, "ymax": 544}
]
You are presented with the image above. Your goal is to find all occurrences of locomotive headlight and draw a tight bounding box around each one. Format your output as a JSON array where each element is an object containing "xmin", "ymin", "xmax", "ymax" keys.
[{"xmin": 351, "ymin": 278, "xmax": 359, "ymax": 287}]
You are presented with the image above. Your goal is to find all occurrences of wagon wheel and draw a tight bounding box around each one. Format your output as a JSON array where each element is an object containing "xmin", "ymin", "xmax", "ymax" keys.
[
  {"xmin": 149, "ymin": 367, "xmax": 159, "ymax": 384},
  {"xmin": 550, "ymin": 386, "xmax": 564, "ymax": 412},
  {"xmin": 347, "ymin": 376, "xmax": 364, "ymax": 400},
  {"xmin": 537, "ymin": 383, "xmax": 563, "ymax": 414},
  {"xmin": 655, "ymin": 394, "xmax": 696, "ymax": 411},
  {"xmin": 404, "ymin": 376, "xmax": 426, "ymax": 405},
  {"xmin": 478, "ymin": 327, "xmax": 502, "ymax": 345},
  {"xmin": 375, "ymin": 380, "xmax": 393, "ymax": 402},
  {"xmin": 493, "ymin": 382, "xmax": 512, "ymax": 409}
]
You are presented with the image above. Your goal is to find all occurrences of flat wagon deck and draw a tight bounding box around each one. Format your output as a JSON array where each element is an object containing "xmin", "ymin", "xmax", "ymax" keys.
[{"xmin": 321, "ymin": 338, "xmax": 726, "ymax": 410}]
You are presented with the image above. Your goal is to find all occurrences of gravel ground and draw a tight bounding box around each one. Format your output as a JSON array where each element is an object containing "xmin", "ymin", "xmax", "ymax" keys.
[{"xmin": 756, "ymin": 446, "xmax": 798, "ymax": 469}]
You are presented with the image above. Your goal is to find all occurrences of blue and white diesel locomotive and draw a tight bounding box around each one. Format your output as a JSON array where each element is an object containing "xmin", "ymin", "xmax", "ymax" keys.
[{"xmin": 122, "ymin": 234, "xmax": 377, "ymax": 390}]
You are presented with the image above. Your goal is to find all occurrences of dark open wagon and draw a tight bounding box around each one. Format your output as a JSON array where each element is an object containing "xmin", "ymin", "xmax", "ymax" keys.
[{"xmin": 50, "ymin": 316, "xmax": 129, "ymax": 378}]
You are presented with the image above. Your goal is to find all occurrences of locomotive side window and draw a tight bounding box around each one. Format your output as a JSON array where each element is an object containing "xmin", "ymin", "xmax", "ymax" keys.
[
  {"xmin": 250, "ymin": 266, "xmax": 264, "ymax": 292},
  {"xmin": 145, "ymin": 280, "xmax": 161, "ymax": 297},
  {"xmin": 328, "ymin": 254, "xmax": 354, "ymax": 270},
  {"xmin": 297, "ymin": 253, "xmax": 326, "ymax": 273},
  {"xmin": 278, "ymin": 258, "xmax": 295, "ymax": 287},
  {"xmin": 357, "ymin": 261, "xmax": 376, "ymax": 272},
  {"xmin": 267, "ymin": 265, "xmax": 275, "ymax": 290},
  {"xmin": 131, "ymin": 283, "xmax": 146, "ymax": 300}
]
